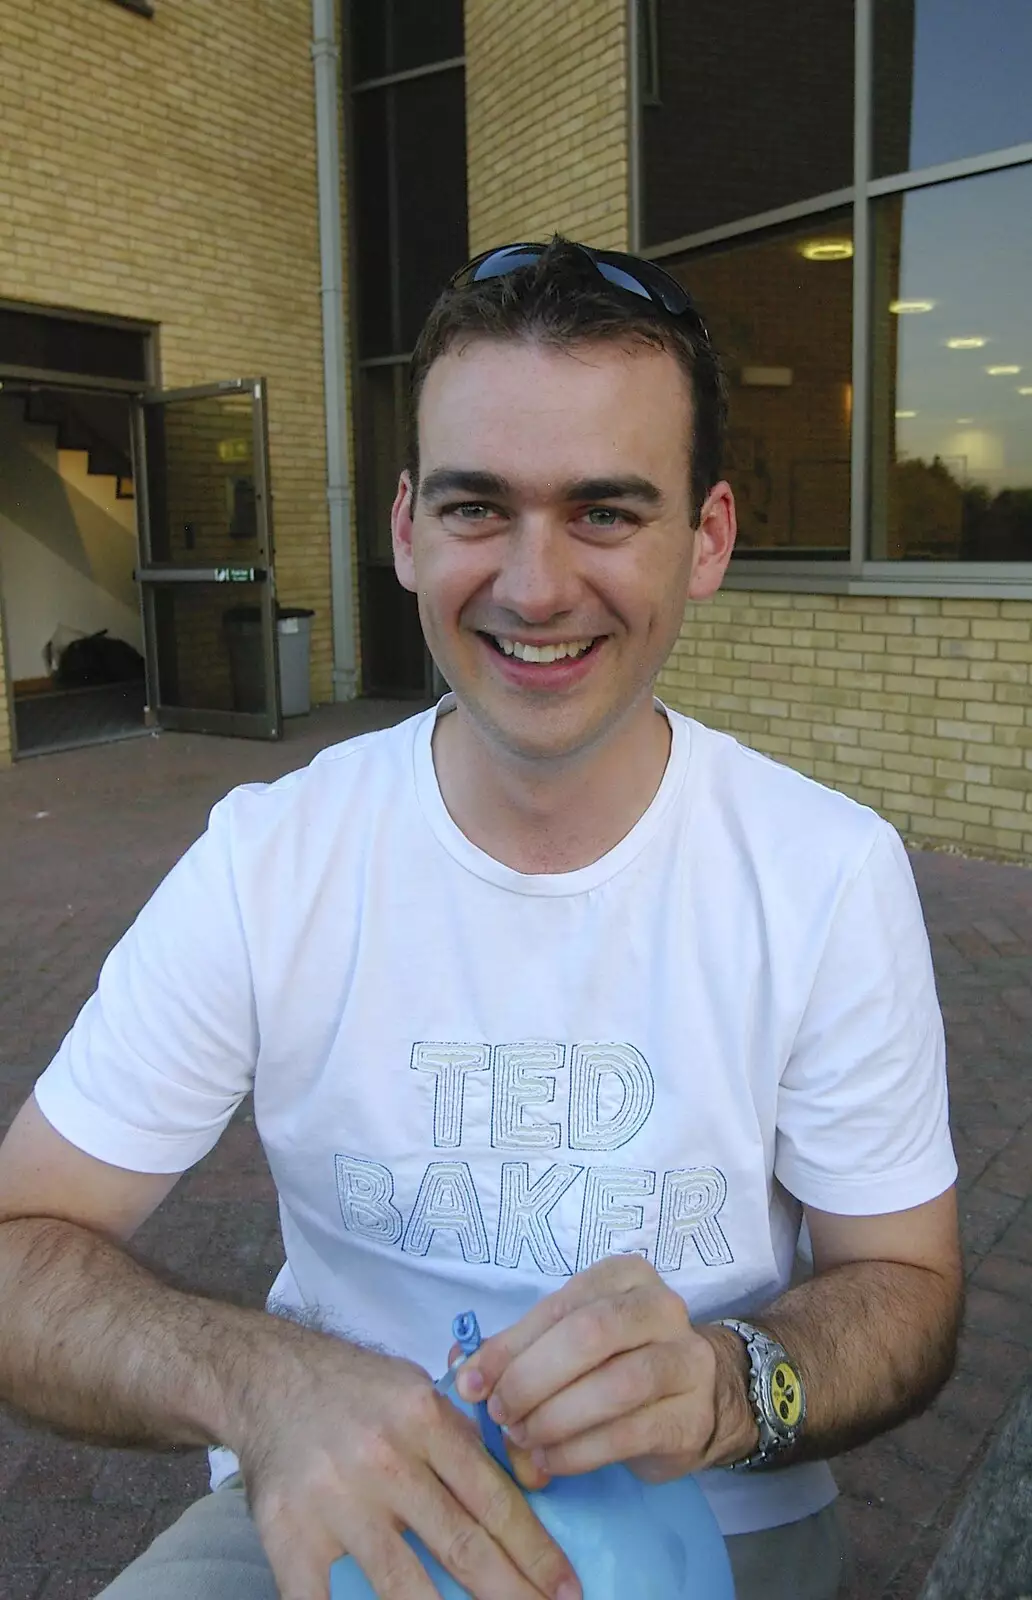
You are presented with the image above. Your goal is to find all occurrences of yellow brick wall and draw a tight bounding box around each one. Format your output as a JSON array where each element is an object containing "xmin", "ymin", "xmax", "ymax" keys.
[
  {"xmin": 658, "ymin": 593, "xmax": 1032, "ymax": 862},
  {"xmin": 0, "ymin": 0, "xmax": 348, "ymax": 762},
  {"xmin": 464, "ymin": 0, "xmax": 630, "ymax": 253}
]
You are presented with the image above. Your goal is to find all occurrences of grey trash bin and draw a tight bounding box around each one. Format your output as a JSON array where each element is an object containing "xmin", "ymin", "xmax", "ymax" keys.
[{"xmin": 224, "ymin": 605, "xmax": 315, "ymax": 718}]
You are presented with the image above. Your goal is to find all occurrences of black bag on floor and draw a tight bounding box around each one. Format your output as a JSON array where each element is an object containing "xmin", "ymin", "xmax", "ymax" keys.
[{"xmin": 56, "ymin": 631, "xmax": 146, "ymax": 688}]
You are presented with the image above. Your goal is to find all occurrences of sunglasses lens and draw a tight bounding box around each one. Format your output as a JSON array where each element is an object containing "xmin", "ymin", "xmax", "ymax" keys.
[
  {"xmin": 469, "ymin": 246, "xmax": 545, "ymax": 282},
  {"xmin": 626, "ymin": 265, "xmax": 692, "ymax": 317},
  {"xmin": 595, "ymin": 262, "xmax": 653, "ymax": 302},
  {"xmin": 453, "ymin": 244, "xmax": 705, "ymax": 337}
]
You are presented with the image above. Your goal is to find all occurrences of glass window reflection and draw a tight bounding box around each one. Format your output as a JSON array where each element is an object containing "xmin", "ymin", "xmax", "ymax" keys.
[
  {"xmin": 357, "ymin": 366, "xmax": 407, "ymax": 566},
  {"xmin": 870, "ymin": 164, "xmax": 1032, "ymax": 561},
  {"xmin": 395, "ymin": 70, "xmax": 468, "ymax": 351},
  {"xmin": 641, "ymin": 0, "xmax": 854, "ymax": 246},
  {"xmin": 873, "ymin": 0, "xmax": 1032, "ymax": 177},
  {"xmin": 663, "ymin": 214, "xmax": 853, "ymax": 558},
  {"xmin": 352, "ymin": 0, "xmax": 463, "ymax": 83}
]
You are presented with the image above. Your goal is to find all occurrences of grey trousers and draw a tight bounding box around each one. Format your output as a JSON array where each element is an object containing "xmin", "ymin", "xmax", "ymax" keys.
[{"xmin": 97, "ymin": 1476, "xmax": 850, "ymax": 1600}]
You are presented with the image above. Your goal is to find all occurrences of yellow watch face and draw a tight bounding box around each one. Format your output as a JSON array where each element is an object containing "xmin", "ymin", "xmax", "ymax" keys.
[{"xmin": 771, "ymin": 1361, "xmax": 804, "ymax": 1427}]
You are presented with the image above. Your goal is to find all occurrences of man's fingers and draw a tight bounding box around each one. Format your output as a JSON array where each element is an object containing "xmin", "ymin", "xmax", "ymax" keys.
[
  {"xmin": 347, "ymin": 1518, "xmax": 462, "ymax": 1600},
  {"xmin": 479, "ymin": 1286, "xmax": 682, "ymax": 1426},
  {"xmin": 411, "ymin": 1479, "xmax": 574, "ymax": 1600},
  {"xmin": 528, "ymin": 1394, "xmax": 698, "ymax": 1479},
  {"xmin": 506, "ymin": 1440, "xmax": 553, "ymax": 1492},
  {"xmin": 262, "ymin": 1549, "xmax": 329, "ymax": 1600},
  {"xmin": 433, "ymin": 1435, "xmax": 579, "ymax": 1599},
  {"xmin": 504, "ymin": 1342, "xmax": 688, "ymax": 1450},
  {"xmin": 259, "ymin": 1510, "xmax": 343, "ymax": 1600},
  {"xmin": 441, "ymin": 1356, "xmax": 553, "ymax": 1487},
  {"xmin": 457, "ymin": 1258, "xmax": 653, "ymax": 1400}
]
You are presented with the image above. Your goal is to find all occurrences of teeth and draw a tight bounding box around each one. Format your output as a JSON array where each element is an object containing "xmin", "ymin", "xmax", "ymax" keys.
[{"xmin": 495, "ymin": 638, "xmax": 594, "ymax": 662}]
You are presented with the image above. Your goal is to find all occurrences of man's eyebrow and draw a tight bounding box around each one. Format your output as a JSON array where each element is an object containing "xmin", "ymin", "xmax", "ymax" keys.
[
  {"xmin": 418, "ymin": 469, "xmax": 511, "ymax": 502},
  {"xmin": 561, "ymin": 476, "xmax": 664, "ymax": 505},
  {"xmin": 416, "ymin": 469, "xmax": 665, "ymax": 507}
]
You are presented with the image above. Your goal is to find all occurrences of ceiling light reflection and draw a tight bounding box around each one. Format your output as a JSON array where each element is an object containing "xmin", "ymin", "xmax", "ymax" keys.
[
  {"xmin": 799, "ymin": 240, "xmax": 854, "ymax": 262},
  {"xmin": 946, "ymin": 337, "xmax": 987, "ymax": 350},
  {"xmin": 889, "ymin": 300, "xmax": 935, "ymax": 314}
]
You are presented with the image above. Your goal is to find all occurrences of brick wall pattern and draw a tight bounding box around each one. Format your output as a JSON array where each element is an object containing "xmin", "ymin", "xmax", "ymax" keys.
[
  {"xmin": 658, "ymin": 593, "xmax": 1032, "ymax": 862},
  {"xmin": 464, "ymin": 0, "xmax": 630, "ymax": 254},
  {"xmin": 0, "ymin": 0, "xmax": 349, "ymax": 762}
]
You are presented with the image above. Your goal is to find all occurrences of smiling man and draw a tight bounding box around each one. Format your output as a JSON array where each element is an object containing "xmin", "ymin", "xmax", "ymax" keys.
[{"xmin": 0, "ymin": 239, "xmax": 961, "ymax": 1600}]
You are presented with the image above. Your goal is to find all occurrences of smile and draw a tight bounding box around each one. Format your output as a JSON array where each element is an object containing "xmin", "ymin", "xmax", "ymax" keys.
[{"xmin": 486, "ymin": 636, "xmax": 597, "ymax": 663}]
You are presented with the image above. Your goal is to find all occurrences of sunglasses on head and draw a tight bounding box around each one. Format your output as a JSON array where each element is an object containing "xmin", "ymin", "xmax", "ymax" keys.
[{"xmin": 450, "ymin": 241, "xmax": 710, "ymax": 343}]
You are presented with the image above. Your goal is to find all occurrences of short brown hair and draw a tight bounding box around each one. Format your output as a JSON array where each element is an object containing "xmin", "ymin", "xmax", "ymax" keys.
[{"xmin": 407, "ymin": 236, "xmax": 727, "ymax": 524}]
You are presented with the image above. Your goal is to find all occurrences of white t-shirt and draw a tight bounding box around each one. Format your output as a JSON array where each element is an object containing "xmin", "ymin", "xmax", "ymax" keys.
[{"xmin": 34, "ymin": 700, "xmax": 956, "ymax": 1537}]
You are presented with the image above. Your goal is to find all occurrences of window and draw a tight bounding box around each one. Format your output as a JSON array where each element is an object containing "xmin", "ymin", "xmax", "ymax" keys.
[
  {"xmin": 669, "ymin": 214, "xmax": 853, "ymax": 558},
  {"xmin": 393, "ymin": 72, "xmax": 468, "ymax": 352},
  {"xmin": 0, "ymin": 306, "xmax": 149, "ymax": 383},
  {"xmin": 357, "ymin": 364, "xmax": 407, "ymax": 565},
  {"xmin": 352, "ymin": 0, "xmax": 463, "ymax": 82},
  {"xmin": 641, "ymin": 0, "xmax": 854, "ymax": 246},
  {"xmin": 870, "ymin": 165, "xmax": 1032, "ymax": 561},
  {"xmin": 873, "ymin": 0, "xmax": 1032, "ymax": 177},
  {"xmin": 353, "ymin": 70, "xmax": 467, "ymax": 359},
  {"xmin": 349, "ymin": 0, "xmax": 468, "ymax": 691},
  {"xmin": 642, "ymin": 0, "xmax": 1032, "ymax": 580},
  {"xmin": 638, "ymin": 0, "xmax": 661, "ymax": 107}
]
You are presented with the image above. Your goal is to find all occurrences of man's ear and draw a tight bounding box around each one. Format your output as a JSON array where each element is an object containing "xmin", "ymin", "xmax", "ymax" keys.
[
  {"xmin": 688, "ymin": 481, "xmax": 737, "ymax": 601},
  {"xmin": 391, "ymin": 470, "xmax": 417, "ymax": 593}
]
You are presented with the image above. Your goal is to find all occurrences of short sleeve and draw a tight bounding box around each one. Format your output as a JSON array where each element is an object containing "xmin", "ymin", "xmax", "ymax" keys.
[
  {"xmin": 774, "ymin": 824, "xmax": 957, "ymax": 1215},
  {"xmin": 33, "ymin": 793, "xmax": 258, "ymax": 1174}
]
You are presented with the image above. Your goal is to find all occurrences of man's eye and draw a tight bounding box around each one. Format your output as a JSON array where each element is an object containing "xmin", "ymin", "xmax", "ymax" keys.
[
  {"xmin": 444, "ymin": 502, "xmax": 493, "ymax": 520},
  {"xmin": 582, "ymin": 506, "xmax": 630, "ymax": 530}
]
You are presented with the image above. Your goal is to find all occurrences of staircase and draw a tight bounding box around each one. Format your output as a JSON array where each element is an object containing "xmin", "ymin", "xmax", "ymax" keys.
[{"xmin": 22, "ymin": 390, "xmax": 133, "ymax": 498}]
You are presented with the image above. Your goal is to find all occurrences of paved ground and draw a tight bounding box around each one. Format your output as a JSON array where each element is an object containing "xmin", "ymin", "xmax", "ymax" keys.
[{"xmin": 0, "ymin": 703, "xmax": 1029, "ymax": 1600}]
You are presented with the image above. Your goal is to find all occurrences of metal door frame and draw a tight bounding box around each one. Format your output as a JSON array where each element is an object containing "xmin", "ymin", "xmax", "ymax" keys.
[{"xmin": 131, "ymin": 377, "xmax": 282, "ymax": 739}]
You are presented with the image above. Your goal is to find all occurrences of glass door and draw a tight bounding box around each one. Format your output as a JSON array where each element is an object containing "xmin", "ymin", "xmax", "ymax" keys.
[{"xmin": 132, "ymin": 379, "xmax": 282, "ymax": 738}]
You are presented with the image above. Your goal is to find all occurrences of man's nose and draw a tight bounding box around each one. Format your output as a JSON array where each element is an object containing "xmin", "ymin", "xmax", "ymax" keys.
[{"xmin": 492, "ymin": 517, "xmax": 579, "ymax": 622}]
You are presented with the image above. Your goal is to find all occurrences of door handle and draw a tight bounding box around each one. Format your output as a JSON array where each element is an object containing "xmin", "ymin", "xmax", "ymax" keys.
[{"xmin": 135, "ymin": 566, "xmax": 268, "ymax": 584}]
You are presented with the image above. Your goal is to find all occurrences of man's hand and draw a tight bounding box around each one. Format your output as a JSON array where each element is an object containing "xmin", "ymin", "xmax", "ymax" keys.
[
  {"xmin": 455, "ymin": 1195, "xmax": 964, "ymax": 1490},
  {"xmin": 233, "ymin": 1330, "xmax": 582, "ymax": 1600},
  {"xmin": 0, "ymin": 1104, "xmax": 581, "ymax": 1600},
  {"xmin": 451, "ymin": 1257, "xmax": 756, "ymax": 1486}
]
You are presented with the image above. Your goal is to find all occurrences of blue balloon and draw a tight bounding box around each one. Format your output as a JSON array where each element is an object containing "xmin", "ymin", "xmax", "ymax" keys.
[
  {"xmin": 331, "ymin": 1311, "xmax": 734, "ymax": 1598},
  {"xmin": 329, "ymin": 1388, "xmax": 734, "ymax": 1599}
]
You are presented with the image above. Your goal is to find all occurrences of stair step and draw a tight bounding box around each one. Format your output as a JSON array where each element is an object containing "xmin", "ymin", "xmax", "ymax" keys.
[{"xmin": 22, "ymin": 390, "xmax": 132, "ymax": 483}]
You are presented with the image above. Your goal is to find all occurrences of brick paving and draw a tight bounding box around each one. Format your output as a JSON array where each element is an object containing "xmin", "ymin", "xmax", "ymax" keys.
[{"xmin": 0, "ymin": 706, "xmax": 1030, "ymax": 1599}]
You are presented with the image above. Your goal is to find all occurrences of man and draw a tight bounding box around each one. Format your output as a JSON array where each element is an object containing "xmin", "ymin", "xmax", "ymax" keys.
[{"xmin": 0, "ymin": 239, "xmax": 961, "ymax": 1600}]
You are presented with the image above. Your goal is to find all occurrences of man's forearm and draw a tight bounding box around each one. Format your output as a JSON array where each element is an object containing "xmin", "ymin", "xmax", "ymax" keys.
[
  {"xmin": 701, "ymin": 1258, "xmax": 963, "ymax": 1468},
  {"xmin": 0, "ymin": 1216, "xmax": 302, "ymax": 1452}
]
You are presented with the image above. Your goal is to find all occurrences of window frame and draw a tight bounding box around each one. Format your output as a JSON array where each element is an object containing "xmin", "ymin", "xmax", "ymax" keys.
[
  {"xmin": 346, "ymin": 9, "xmax": 468, "ymax": 694},
  {"xmin": 637, "ymin": 0, "xmax": 1032, "ymax": 596}
]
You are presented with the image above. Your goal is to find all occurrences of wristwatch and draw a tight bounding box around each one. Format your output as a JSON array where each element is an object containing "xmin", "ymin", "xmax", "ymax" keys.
[{"xmin": 716, "ymin": 1318, "xmax": 806, "ymax": 1470}]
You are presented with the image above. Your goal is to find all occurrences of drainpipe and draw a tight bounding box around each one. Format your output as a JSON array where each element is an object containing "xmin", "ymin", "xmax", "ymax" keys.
[{"xmin": 312, "ymin": 0, "xmax": 358, "ymax": 700}]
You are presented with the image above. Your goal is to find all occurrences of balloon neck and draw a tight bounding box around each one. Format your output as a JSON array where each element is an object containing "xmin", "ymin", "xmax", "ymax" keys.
[{"xmin": 442, "ymin": 1310, "xmax": 512, "ymax": 1478}]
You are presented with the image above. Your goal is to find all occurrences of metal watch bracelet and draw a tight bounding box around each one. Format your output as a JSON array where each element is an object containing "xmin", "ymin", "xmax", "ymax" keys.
[{"xmin": 716, "ymin": 1317, "xmax": 806, "ymax": 1471}]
